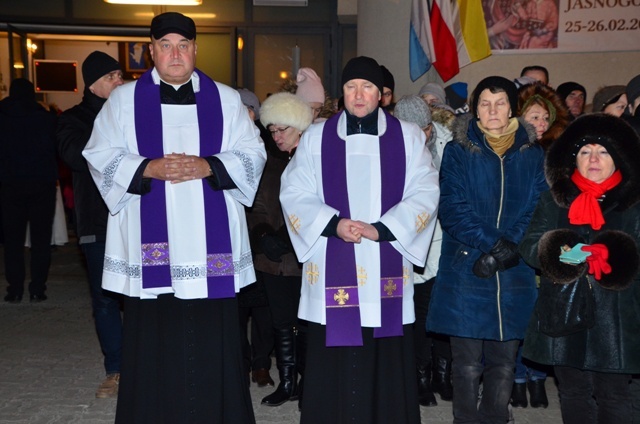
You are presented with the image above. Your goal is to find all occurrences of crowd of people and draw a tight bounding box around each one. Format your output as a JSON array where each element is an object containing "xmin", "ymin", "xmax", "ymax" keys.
[{"xmin": 1, "ymin": 10, "xmax": 640, "ymax": 424}]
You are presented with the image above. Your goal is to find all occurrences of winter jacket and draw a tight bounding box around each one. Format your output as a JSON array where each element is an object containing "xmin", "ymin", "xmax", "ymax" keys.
[
  {"xmin": 0, "ymin": 89, "xmax": 57, "ymax": 182},
  {"xmin": 57, "ymin": 89, "xmax": 109, "ymax": 243},
  {"xmin": 245, "ymin": 129, "xmax": 301, "ymax": 277},
  {"xmin": 520, "ymin": 114, "xmax": 640, "ymax": 373},
  {"xmin": 426, "ymin": 114, "xmax": 547, "ymax": 341}
]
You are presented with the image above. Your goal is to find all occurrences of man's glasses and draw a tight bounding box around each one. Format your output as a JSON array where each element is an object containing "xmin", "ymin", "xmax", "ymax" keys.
[{"xmin": 269, "ymin": 126, "xmax": 290, "ymax": 136}]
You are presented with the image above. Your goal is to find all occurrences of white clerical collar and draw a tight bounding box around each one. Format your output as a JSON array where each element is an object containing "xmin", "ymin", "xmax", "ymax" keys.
[{"xmin": 150, "ymin": 67, "xmax": 200, "ymax": 93}]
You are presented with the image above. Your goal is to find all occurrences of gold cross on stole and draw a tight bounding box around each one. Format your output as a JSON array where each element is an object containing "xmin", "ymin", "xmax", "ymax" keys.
[
  {"xmin": 334, "ymin": 288, "xmax": 349, "ymax": 305},
  {"xmin": 384, "ymin": 279, "xmax": 397, "ymax": 296}
]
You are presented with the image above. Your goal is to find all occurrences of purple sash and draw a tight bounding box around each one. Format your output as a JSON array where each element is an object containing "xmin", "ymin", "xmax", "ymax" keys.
[
  {"xmin": 135, "ymin": 68, "xmax": 235, "ymax": 299},
  {"xmin": 321, "ymin": 110, "xmax": 405, "ymax": 347}
]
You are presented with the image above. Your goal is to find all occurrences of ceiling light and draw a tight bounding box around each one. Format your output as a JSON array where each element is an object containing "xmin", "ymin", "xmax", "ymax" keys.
[{"xmin": 105, "ymin": 0, "xmax": 202, "ymax": 5}]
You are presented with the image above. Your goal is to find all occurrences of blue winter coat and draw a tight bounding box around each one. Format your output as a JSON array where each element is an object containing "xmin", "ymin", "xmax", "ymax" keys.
[{"xmin": 426, "ymin": 114, "xmax": 547, "ymax": 341}]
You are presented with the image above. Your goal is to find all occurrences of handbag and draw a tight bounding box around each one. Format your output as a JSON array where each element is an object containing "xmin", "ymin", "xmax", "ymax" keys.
[{"xmin": 535, "ymin": 276, "xmax": 596, "ymax": 337}]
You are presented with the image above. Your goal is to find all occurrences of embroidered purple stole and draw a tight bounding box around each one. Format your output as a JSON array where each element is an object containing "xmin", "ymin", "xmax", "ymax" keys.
[
  {"xmin": 135, "ymin": 68, "xmax": 235, "ymax": 299},
  {"xmin": 321, "ymin": 110, "xmax": 406, "ymax": 347}
]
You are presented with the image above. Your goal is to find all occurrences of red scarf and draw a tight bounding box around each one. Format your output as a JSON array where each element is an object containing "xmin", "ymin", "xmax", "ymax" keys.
[{"xmin": 568, "ymin": 169, "xmax": 622, "ymax": 230}]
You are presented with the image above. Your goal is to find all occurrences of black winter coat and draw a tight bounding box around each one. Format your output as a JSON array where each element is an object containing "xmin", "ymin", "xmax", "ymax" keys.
[
  {"xmin": 245, "ymin": 122, "xmax": 301, "ymax": 277},
  {"xmin": 57, "ymin": 90, "xmax": 109, "ymax": 243},
  {"xmin": 0, "ymin": 91, "xmax": 57, "ymax": 182},
  {"xmin": 519, "ymin": 114, "xmax": 640, "ymax": 373}
]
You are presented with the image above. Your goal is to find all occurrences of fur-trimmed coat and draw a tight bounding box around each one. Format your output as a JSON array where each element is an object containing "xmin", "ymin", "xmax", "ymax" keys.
[
  {"xmin": 520, "ymin": 114, "xmax": 640, "ymax": 373},
  {"xmin": 426, "ymin": 114, "xmax": 547, "ymax": 341}
]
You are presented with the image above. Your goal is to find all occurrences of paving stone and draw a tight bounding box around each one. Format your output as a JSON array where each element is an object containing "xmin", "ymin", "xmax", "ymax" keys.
[{"xmin": 0, "ymin": 241, "xmax": 563, "ymax": 423}]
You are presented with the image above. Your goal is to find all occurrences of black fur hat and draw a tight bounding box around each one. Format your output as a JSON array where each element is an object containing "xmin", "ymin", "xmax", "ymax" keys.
[{"xmin": 545, "ymin": 113, "xmax": 640, "ymax": 211}]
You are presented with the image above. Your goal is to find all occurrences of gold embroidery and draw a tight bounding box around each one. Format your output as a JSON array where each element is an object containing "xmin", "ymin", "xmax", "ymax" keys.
[
  {"xmin": 306, "ymin": 263, "xmax": 319, "ymax": 285},
  {"xmin": 214, "ymin": 260, "xmax": 224, "ymax": 269},
  {"xmin": 416, "ymin": 212, "xmax": 430, "ymax": 233},
  {"xmin": 288, "ymin": 214, "xmax": 301, "ymax": 235},
  {"xmin": 384, "ymin": 279, "xmax": 397, "ymax": 296},
  {"xmin": 334, "ymin": 289, "xmax": 349, "ymax": 305},
  {"xmin": 151, "ymin": 249, "xmax": 163, "ymax": 259},
  {"xmin": 357, "ymin": 266, "xmax": 367, "ymax": 286},
  {"xmin": 403, "ymin": 266, "xmax": 410, "ymax": 286}
]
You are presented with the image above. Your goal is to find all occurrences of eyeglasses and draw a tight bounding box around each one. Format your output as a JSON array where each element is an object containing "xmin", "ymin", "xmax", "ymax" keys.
[{"xmin": 269, "ymin": 126, "xmax": 290, "ymax": 136}]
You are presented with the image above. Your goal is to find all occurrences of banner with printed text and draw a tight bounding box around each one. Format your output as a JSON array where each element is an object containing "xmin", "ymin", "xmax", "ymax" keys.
[{"xmin": 482, "ymin": 0, "xmax": 640, "ymax": 53}]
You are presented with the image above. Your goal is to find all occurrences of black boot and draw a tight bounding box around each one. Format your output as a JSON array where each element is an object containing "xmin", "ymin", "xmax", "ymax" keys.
[
  {"xmin": 432, "ymin": 356, "xmax": 453, "ymax": 401},
  {"xmin": 261, "ymin": 328, "xmax": 297, "ymax": 407},
  {"xmin": 510, "ymin": 382, "xmax": 528, "ymax": 408},
  {"xmin": 296, "ymin": 326, "xmax": 307, "ymax": 412},
  {"xmin": 528, "ymin": 379, "xmax": 549, "ymax": 408},
  {"xmin": 417, "ymin": 365, "xmax": 438, "ymax": 407}
]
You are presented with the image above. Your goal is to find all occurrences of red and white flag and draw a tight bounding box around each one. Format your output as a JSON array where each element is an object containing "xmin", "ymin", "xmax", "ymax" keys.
[{"xmin": 430, "ymin": 0, "xmax": 459, "ymax": 82}]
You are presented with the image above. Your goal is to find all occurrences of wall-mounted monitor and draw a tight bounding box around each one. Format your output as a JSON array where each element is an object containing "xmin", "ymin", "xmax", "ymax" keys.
[{"xmin": 34, "ymin": 60, "xmax": 78, "ymax": 93}]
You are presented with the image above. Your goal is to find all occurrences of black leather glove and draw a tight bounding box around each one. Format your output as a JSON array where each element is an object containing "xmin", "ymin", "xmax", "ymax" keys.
[
  {"xmin": 490, "ymin": 238, "xmax": 520, "ymax": 271},
  {"xmin": 259, "ymin": 234, "xmax": 290, "ymax": 263},
  {"xmin": 473, "ymin": 253, "xmax": 499, "ymax": 278}
]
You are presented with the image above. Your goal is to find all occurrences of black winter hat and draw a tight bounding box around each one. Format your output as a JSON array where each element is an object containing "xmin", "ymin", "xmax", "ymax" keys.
[
  {"xmin": 564, "ymin": 114, "xmax": 625, "ymax": 170},
  {"xmin": 150, "ymin": 12, "xmax": 196, "ymax": 40},
  {"xmin": 341, "ymin": 56, "xmax": 384, "ymax": 94},
  {"xmin": 380, "ymin": 65, "xmax": 395, "ymax": 92},
  {"xmin": 625, "ymin": 74, "xmax": 640, "ymax": 107},
  {"xmin": 545, "ymin": 113, "xmax": 640, "ymax": 212},
  {"xmin": 551, "ymin": 114, "xmax": 639, "ymax": 179},
  {"xmin": 471, "ymin": 76, "xmax": 517, "ymax": 115},
  {"xmin": 82, "ymin": 51, "xmax": 120, "ymax": 89},
  {"xmin": 556, "ymin": 82, "xmax": 586, "ymax": 102}
]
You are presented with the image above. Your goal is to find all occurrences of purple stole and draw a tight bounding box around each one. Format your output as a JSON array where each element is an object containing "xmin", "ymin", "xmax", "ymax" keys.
[
  {"xmin": 321, "ymin": 110, "xmax": 406, "ymax": 347},
  {"xmin": 134, "ymin": 68, "xmax": 235, "ymax": 299}
]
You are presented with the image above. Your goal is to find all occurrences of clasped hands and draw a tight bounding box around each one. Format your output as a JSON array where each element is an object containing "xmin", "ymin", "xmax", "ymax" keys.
[
  {"xmin": 472, "ymin": 238, "xmax": 520, "ymax": 278},
  {"xmin": 143, "ymin": 153, "xmax": 210, "ymax": 184},
  {"xmin": 336, "ymin": 218, "xmax": 379, "ymax": 243}
]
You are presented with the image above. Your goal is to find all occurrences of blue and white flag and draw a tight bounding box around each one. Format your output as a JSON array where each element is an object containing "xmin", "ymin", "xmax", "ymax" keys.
[{"xmin": 409, "ymin": 0, "xmax": 435, "ymax": 81}]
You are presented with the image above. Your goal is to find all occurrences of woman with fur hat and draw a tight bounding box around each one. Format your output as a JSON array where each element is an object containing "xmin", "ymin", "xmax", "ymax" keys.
[
  {"xmin": 426, "ymin": 76, "xmax": 548, "ymax": 423},
  {"xmin": 520, "ymin": 114, "xmax": 640, "ymax": 423},
  {"xmin": 517, "ymin": 82, "xmax": 570, "ymax": 150},
  {"xmin": 245, "ymin": 92, "xmax": 312, "ymax": 409}
]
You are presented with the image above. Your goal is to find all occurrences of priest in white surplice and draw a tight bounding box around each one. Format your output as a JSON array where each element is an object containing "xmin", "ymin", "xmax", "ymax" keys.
[
  {"xmin": 82, "ymin": 13, "xmax": 265, "ymax": 424},
  {"xmin": 280, "ymin": 56, "xmax": 439, "ymax": 424}
]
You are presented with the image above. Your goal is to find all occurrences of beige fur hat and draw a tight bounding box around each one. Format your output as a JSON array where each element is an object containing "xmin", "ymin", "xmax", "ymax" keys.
[
  {"xmin": 260, "ymin": 92, "xmax": 313, "ymax": 132},
  {"xmin": 295, "ymin": 68, "xmax": 325, "ymax": 105}
]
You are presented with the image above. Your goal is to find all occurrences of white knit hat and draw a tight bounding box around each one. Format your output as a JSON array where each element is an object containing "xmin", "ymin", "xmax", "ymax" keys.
[
  {"xmin": 260, "ymin": 92, "xmax": 313, "ymax": 132},
  {"xmin": 295, "ymin": 68, "xmax": 325, "ymax": 104}
]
